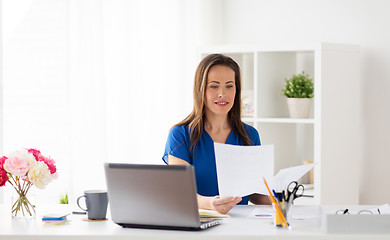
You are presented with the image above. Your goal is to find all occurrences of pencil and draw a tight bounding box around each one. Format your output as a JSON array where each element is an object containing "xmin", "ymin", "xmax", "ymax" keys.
[{"xmin": 263, "ymin": 178, "xmax": 289, "ymax": 227}]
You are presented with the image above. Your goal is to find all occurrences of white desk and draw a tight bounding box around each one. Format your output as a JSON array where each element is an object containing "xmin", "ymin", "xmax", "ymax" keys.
[{"xmin": 0, "ymin": 204, "xmax": 389, "ymax": 240}]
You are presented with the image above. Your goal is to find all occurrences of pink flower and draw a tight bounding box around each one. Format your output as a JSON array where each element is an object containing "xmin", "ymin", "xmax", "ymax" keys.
[
  {"xmin": 0, "ymin": 156, "xmax": 7, "ymax": 170},
  {"xmin": 0, "ymin": 156, "xmax": 8, "ymax": 187},
  {"xmin": 41, "ymin": 155, "xmax": 56, "ymax": 174},
  {"xmin": 0, "ymin": 169, "xmax": 7, "ymax": 187},
  {"xmin": 28, "ymin": 148, "xmax": 57, "ymax": 174},
  {"xmin": 3, "ymin": 149, "xmax": 36, "ymax": 177},
  {"xmin": 28, "ymin": 148, "xmax": 41, "ymax": 160}
]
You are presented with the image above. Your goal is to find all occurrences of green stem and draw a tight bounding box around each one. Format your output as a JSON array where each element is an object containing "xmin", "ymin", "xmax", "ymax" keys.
[
  {"xmin": 25, "ymin": 196, "xmax": 36, "ymax": 214},
  {"xmin": 25, "ymin": 182, "xmax": 32, "ymax": 195},
  {"xmin": 9, "ymin": 177, "xmax": 35, "ymax": 217},
  {"xmin": 16, "ymin": 176, "xmax": 22, "ymax": 190},
  {"xmin": 8, "ymin": 175, "xmax": 17, "ymax": 188},
  {"xmin": 21, "ymin": 177, "xmax": 25, "ymax": 189},
  {"xmin": 22, "ymin": 197, "xmax": 31, "ymax": 216},
  {"xmin": 11, "ymin": 196, "xmax": 19, "ymax": 210},
  {"xmin": 21, "ymin": 199, "xmax": 26, "ymax": 216}
]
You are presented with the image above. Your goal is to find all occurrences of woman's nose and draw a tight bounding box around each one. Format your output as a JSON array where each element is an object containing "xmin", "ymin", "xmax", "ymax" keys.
[{"xmin": 218, "ymin": 88, "xmax": 225, "ymax": 98}]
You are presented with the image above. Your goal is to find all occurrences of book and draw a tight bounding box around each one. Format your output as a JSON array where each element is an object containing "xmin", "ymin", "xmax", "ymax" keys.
[{"xmin": 199, "ymin": 209, "xmax": 230, "ymax": 218}]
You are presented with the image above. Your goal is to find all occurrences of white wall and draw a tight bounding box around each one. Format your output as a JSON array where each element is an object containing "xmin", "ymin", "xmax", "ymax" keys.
[
  {"xmin": 2, "ymin": 0, "xmax": 388, "ymax": 205},
  {"xmin": 0, "ymin": 0, "xmax": 223, "ymax": 204},
  {"xmin": 2, "ymin": 0, "xmax": 71, "ymax": 204},
  {"xmin": 221, "ymin": 0, "xmax": 390, "ymax": 204},
  {"xmin": 0, "ymin": 0, "xmax": 3, "ymax": 203}
]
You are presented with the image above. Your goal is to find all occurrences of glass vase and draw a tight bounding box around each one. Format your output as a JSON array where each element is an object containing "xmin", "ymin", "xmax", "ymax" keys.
[{"xmin": 11, "ymin": 187, "xmax": 36, "ymax": 219}]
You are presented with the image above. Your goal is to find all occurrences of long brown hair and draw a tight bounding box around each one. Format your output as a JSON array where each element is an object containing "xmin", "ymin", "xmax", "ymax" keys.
[{"xmin": 175, "ymin": 54, "xmax": 252, "ymax": 150}]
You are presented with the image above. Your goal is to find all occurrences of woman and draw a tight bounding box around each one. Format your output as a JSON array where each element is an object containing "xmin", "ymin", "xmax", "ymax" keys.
[{"xmin": 163, "ymin": 54, "xmax": 270, "ymax": 214}]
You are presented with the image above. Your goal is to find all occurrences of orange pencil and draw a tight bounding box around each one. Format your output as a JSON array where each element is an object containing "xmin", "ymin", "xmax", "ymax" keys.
[{"xmin": 263, "ymin": 178, "xmax": 289, "ymax": 227}]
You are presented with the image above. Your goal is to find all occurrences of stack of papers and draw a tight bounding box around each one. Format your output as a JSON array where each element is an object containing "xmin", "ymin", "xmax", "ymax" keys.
[{"xmin": 42, "ymin": 213, "xmax": 70, "ymax": 224}]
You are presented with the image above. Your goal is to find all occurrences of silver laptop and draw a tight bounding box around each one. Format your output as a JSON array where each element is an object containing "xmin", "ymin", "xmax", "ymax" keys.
[{"xmin": 104, "ymin": 163, "xmax": 222, "ymax": 230}]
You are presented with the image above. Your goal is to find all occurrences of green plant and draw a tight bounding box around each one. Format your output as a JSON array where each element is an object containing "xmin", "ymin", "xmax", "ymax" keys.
[
  {"xmin": 60, "ymin": 193, "xmax": 68, "ymax": 204},
  {"xmin": 281, "ymin": 71, "xmax": 314, "ymax": 98}
]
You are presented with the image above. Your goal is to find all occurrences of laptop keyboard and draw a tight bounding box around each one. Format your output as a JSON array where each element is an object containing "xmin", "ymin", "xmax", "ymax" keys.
[{"xmin": 200, "ymin": 218, "xmax": 222, "ymax": 229}]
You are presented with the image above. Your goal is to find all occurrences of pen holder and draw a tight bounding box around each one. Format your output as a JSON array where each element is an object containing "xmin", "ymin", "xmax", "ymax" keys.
[{"xmin": 272, "ymin": 202, "xmax": 292, "ymax": 229}]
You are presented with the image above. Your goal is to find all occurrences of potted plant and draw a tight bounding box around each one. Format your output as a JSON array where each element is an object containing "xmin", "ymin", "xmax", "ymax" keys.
[{"xmin": 281, "ymin": 71, "xmax": 314, "ymax": 118}]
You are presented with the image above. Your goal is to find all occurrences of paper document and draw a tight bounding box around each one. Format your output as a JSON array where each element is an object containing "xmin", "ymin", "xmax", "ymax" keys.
[
  {"xmin": 249, "ymin": 205, "xmax": 321, "ymax": 219},
  {"xmin": 248, "ymin": 206, "xmax": 274, "ymax": 218},
  {"xmin": 214, "ymin": 143, "xmax": 318, "ymax": 197},
  {"xmin": 214, "ymin": 143, "xmax": 274, "ymax": 197},
  {"xmin": 271, "ymin": 163, "xmax": 317, "ymax": 191}
]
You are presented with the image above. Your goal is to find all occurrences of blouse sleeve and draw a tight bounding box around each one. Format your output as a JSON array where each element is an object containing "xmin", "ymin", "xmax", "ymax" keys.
[{"xmin": 162, "ymin": 126, "xmax": 191, "ymax": 165}]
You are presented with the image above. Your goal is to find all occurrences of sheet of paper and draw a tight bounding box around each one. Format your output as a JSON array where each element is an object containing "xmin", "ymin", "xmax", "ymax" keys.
[
  {"xmin": 248, "ymin": 206, "xmax": 274, "ymax": 218},
  {"xmin": 271, "ymin": 163, "xmax": 318, "ymax": 191},
  {"xmin": 214, "ymin": 143, "xmax": 274, "ymax": 197},
  {"xmin": 248, "ymin": 205, "xmax": 321, "ymax": 219}
]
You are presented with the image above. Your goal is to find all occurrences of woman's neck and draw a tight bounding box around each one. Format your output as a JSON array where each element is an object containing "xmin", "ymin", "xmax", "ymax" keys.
[
  {"xmin": 204, "ymin": 113, "xmax": 230, "ymax": 132},
  {"xmin": 204, "ymin": 113, "xmax": 231, "ymax": 143}
]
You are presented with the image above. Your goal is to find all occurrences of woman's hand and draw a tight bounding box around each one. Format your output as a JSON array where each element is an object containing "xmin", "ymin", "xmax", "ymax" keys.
[{"xmin": 211, "ymin": 196, "xmax": 242, "ymax": 214}]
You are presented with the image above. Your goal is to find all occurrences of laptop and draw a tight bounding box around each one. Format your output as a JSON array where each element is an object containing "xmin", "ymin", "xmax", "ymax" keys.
[{"xmin": 104, "ymin": 163, "xmax": 222, "ymax": 230}]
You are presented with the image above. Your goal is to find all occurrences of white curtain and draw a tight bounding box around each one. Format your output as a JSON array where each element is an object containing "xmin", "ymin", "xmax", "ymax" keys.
[
  {"xmin": 3, "ymin": 0, "xmax": 71, "ymax": 204},
  {"xmin": 2, "ymin": 0, "xmax": 216, "ymax": 204}
]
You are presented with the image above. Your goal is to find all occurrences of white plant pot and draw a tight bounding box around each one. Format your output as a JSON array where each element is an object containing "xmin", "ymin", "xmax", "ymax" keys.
[{"xmin": 286, "ymin": 98, "xmax": 312, "ymax": 118}]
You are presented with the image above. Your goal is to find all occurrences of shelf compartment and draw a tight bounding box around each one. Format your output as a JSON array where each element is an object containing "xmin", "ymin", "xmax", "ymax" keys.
[
  {"xmin": 256, "ymin": 51, "xmax": 315, "ymax": 119},
  {"xmin": 257, "ymin": 122, "xmax": 314, "ymax": 175}
]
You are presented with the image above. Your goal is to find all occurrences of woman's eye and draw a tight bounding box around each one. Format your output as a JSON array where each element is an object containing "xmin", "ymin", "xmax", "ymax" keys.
[
  {"xmin": 226, "ymin": 85, "xmax": 234, "ymax": 89},
  {"xmin": 210, "ymin": 85, "xmax": 218, "ymax": 89}
]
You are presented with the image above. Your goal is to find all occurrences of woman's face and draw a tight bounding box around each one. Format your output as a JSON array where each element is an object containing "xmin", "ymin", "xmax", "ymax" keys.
[{"xmin": 205, "ymin": 65, "xmax": 236, "ymax": 117}]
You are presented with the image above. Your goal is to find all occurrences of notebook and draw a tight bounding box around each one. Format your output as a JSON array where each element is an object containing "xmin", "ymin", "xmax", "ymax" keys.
[{"xmin": 104, "ymin": 163, "xmax": 222, "ymax": 230}]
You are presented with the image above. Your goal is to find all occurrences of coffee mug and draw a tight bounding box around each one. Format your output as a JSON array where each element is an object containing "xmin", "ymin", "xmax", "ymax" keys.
[{"xmin": 77, "ymin": 190, "xmax": 108, "ymax": 220}]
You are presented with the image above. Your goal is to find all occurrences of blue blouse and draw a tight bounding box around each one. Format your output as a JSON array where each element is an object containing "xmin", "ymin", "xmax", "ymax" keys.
[{"xmin": 162, "ymin": 123, "xmax": 261, "ymax": 205}]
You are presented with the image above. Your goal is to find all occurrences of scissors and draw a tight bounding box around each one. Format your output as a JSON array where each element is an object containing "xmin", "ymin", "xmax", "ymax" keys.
[{"xmin": 286, "ymin": 181, "xmax": 304, "ymax": 202}]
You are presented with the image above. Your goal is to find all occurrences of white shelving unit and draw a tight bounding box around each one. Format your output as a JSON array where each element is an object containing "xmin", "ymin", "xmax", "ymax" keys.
[{"xmin": 201, "ymin": 43, "xmax": 362, "ymax": 205}]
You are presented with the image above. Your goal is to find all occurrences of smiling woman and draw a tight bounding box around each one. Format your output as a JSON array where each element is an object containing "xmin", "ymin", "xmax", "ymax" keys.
[{"xmin": 163, "ymin": 54, "xmax": 271, "ymax": 214}]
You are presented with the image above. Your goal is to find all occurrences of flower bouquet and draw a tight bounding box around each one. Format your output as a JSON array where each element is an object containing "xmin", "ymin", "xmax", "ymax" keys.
[{"xmin": 0, "ymin": 148, "xmax": 57, "ymax": 218}]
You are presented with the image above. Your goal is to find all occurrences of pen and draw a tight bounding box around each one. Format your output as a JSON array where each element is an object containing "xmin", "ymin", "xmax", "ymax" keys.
[
  {"xmin": 272, "ymin": 190, "xmax": 285, "ymax": 215},
  {"xmin": 272, "ymin": 190, "xmax": 279, "ymax": 201},
  {"xmin": 273, "ymin": 191, "xmax": 283, "ymax": 214},
  {"xmin": 263, "ymin": 178, "xmax": 289, "ymax": 227},
  {"xmin": 72, "ymin": 211, "xmax": 87, "ymax": 215}
]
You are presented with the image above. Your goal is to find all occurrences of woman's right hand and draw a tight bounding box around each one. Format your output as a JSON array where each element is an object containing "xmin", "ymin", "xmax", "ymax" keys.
[{"xmin": 210, "ymin": 196, "xmax": 242, "ymax": 214}]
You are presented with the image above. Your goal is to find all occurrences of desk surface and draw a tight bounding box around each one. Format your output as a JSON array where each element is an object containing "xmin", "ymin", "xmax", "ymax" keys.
[{"xmin": 0, "ymin": 204, "xmax": 389, "ymax": 240}]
